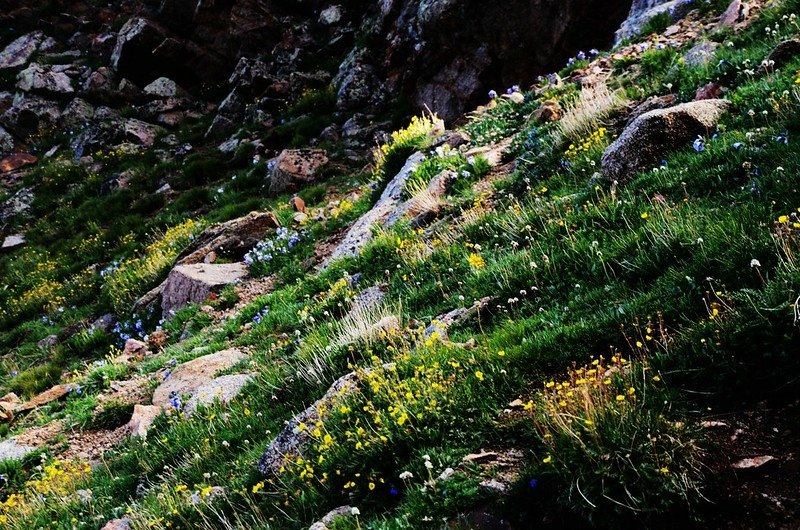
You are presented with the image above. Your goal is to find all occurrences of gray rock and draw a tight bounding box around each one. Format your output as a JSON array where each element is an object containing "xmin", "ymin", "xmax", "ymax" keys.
[
  {"xmin": 122, "ymin": 118, "xmax": 162, "ymax": 146},
  {"xmin": 0, "ymin": 438, "xmax": 37, "ymax": 461},
  {"xmin": 0, "ymin": 125, "xmax": 13, "ymax": 154},
  {"xmin": 36, "ymin": 334, "xmax": 58, "ymax": 350},
  {"xmin": 184, "ymin": 373, "xmax": 255, "ymax": 415},
  {"xmin": 351, "ymin": 284, "xmax": 388, "ymax": 314},
  {"xmin": 259, "ymin": 370, "xmax": 361, "ymax": 476},
  {"xmin": 682, "ymin": 41, "xmax": 719, "ymax": 68},
  {"xmin": 716, "ymin": 0, "xmax": 751, "ymax": 31},
  {"xmin": 143, "ymin": 77, "xmax": 180, "ymax": 98},
  {"xmin": 152, "ymin": 348, "xmax": 249, "ymax": 407},
  {"xmin": 309, "ymin": 506, "xmax": 354, "ymax": 530},
  {"xmin": 16, "ymin": 63, "xmax": 75, "ymax": 94},
  {"xmin": 602, "ymin": 99, "xmax": 730, "ymax": 184},
  {"xmin": 767, "ymin": 39, "xmax": 800, "ymax": 69},
  {"xmin": 0, "ymin": 32, "xmax": 44, "ymax": 70},
  {"xmin": 615, "ymin": 0, "xmax": 694, "ymax": 44},
  {"xmin": 101, "ymin": 519, "xmax": 132, "ymax": 530},
  {"xmin": 161, "ymin": 263, "xmax": 248, "ymax": 317},
  {"xmin": 1, "ymin": 234, "xmax": 25, "ymax": 251},
  {"xmin": 60, "ymin": 98, "xmax": 95, "ymax": 127},
  {"xmin": 324, "ymin": 152, "xmax": 426, "ymax": 265},
  {"xmin": 319, "ymin": 5, "xmax": 343, "ymax": 25},
  {"xmin": 0, "ymin": 187, "xmax": 34, "ymax": 221},
  {"xmin": 0, "ymin": 96, "xmax": 61, "ymax": 139}
]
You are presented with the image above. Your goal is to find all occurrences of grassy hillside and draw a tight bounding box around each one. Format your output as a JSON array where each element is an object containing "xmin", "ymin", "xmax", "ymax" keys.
[{"xmin": 1, "ymin": 0, "xmax": 800, "ymax": 528}]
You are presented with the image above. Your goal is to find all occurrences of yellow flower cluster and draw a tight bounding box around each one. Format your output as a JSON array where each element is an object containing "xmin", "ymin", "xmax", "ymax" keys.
[
  {"xmin": 374, "ymin": 115, "xmax": 439, "ymax": 176},
  {"xmin": 564, "ymin": 127, "xmax": 607, "ymax": 159},
  {"xmin": 103, "ymin": 218, "xmax": 205, "ymax": 312},
  {"xmin": 0, "ymin": 460, "xmax": 91, "ymax": 525}
]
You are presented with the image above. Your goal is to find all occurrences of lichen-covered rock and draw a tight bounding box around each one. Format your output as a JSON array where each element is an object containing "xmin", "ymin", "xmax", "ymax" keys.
[
  {"xmin": 0, "ymin": 96, "xmax": 61, "ymax": 138},
  {"xmin": 0, "ymin": 32, "xmax": 44, "ymax": 70},
  {"xmin": 16, "ymin": 63, "xmax": 75, "ymax": 95},
  {"xmin": 143, "ymin": 77, "xmax": 181, "ymax": 98},
  {"xmin": 161, "ymin": 263, "xmax": 248, "ymax": 317},
  {"xmin": 267, "ymin": 149, "xmax": 329, "ymax": 195},
  {"xmin": 602, "ymin": 99, "xmax": 730, "ymax": 184},
  {"xmin": 183, "ymin": 373, "xmax": 255, "ymax": 415},
  {"xmin": 176, "ymin": 211, "xmax": 280, "ymax": 265},
  {"xmin": 152, "ymin": 348, "xmax": 249, "ymax": 407},
  {"xmin": 615, "ymin": 0, "xmax": 694, "ymax": 44},
  {"xmin": 325, "ymin": 152, "xmax": 426, "ymax": 265}
]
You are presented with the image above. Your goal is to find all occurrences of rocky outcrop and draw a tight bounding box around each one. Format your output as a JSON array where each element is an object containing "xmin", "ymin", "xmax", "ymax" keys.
[
  {"xmin": 615, "ymin": 0, "xmax": 694, "ymax": 44},
  {"xmin": 177, "ymin": 211, "xmax": 281, "ymax": 265},
  {"xmin": 161, "ymin": 263, "xmax": 248, "ymax": 317},
  {"xmin": 152, "ymin": 348, "xmax": 249, "ymax": 407},
  {"xmin": 258, "ymin": 370, "xmax": 361, "ymax": 476},
  {"xmin": 602, "ymin": 99, "xmax": 730, "ymax": 183},
  {"xmin": 267, "ymin": 149, "xmax": 330, "ymax": 195},
  {"xmin": 325, "ymin": 152, "xmax": 426, "ymax": 265}
]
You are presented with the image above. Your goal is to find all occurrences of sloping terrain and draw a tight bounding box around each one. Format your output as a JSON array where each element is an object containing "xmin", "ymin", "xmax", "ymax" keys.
[{"xmin": 0, "ymin": 0, "xmax": 799, "ymax": 529}]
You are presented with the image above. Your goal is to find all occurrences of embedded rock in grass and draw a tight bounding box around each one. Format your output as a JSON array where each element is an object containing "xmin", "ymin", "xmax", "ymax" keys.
[
  {"xmin": 426, "ymin": 296, "xmax": 495, "ymax": 341},
  {"xmin": 309, "ymin": 506, "xmax": 354, "ymax": 530},
  {"xmin": 161, "ymin": 262, "xmax": 248, "ymax": 317},
  {"xmin": 682, "ymin": 41, "xmax": 719, "ymax": 68},
  {"xmin": 625, "ymin": 94, "xmax": 676, "ymax": 126},
  {"xmin": 17, "ymin": 384, "xmax": 70, "ymax": 412},
  {"xmin": 267, "ymin": 149, "xmax": 330, "ymax": 195},
  {"xmin": 126, "ymin": 404, "xmax": 162, "ymax": 438},
  {"xmin": 101, "ymin": 518, "xmax": 132, "ymax": 530},
  {"xmin": 324, "ymin": 152, "xmax": 426, "ymax": 265},
  {"xmin": 601, "ymin": 99, "xmax": 730, "ymax": 184},
  {"xmin": 36, "ymin": 334, "xmax": 58, "ymax": 349},
  {"xmin": 259, "ymin": 371, "xmax": 361, "ymax": 476},
  {"xmin": 151, "ymin": 348, "xmax": 249, "ymax": 407},
  {"xmin": 1, "ymin": 234, "xmax": 25, "ymax": 252},
  {"xmin": 176, "ymin": 211, "xmax": 281, "ymax": 265},
  {"xmin": 532, "ymin": 100, "xmax": 563, "ymax": 123},
  {"xmin": 122, "ymin": 338, "xmax": 151, "ymax": 361},
  {"xmin": 183, "ymin": 373, "xmax": 255, "ymax": 415},
  {"xmin": 766, "ymin": 39, "xmax": 800, "ymax": 68},
  {"xmin": 0, "ymin": 438, "xmax": 37, "ymax": 461},
  {"xmin": 386, "ymin": 168, "xmax": 454, "ymax": 228},
  {"xmin": 695, "ymin": 82, "xmax": 724, "ymax": 101},
  {"xmin": 16, "ymin": 63, "xmax": 75, "ymax": 95},
  {"xmin": 351, "ymin": 284, "xmax": 388, "ymax": 314},
  {"xmin": 0, "ymin": 32, "xmax": 44, "ymax": 70}
]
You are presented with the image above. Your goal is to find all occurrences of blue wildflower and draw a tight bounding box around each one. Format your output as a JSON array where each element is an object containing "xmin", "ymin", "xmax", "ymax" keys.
[
  {"xmin": 775, "ymin": 132, "xmax": 789, "ymax": 145},
  {"xmin": 692, "ymin": 137, "xmax": 705, "ymax": 152},
  {"xmin": 577, "ymin": 51, "xmax": 586, "ymax": 61},
  {"xmin": 389, "ymin": 486, "xmax": 399, "ymax": 496},
  {"xmin": 732, "ymin": 142, "xmax": 744, "ymax": 150},
  {"xmin": 529, "ymin": 478, "xmax": 539, "ymax": 489},
  {"xmin": 488, "ymin": 89, "xmax": 498, "ymax": 99}
]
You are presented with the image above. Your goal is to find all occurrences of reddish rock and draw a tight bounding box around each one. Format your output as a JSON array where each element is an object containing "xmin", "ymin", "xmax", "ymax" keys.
[
  {"xmin": 695, "ymin": 82, "xmax": 724, "ymax": 101},
  {"xmin": 268, "ymin": 149, "xmax": 329, "ymax": 195},
  {"xmin": 532, "ymin": 100, "xmax": 562, "ymax": 123},
  {"xmin": 124, "ymin": 338, "xmax": 151, "ymax": 359},
  {"xmin": 17, "ymin": 384, "xmax": 70, "ymax": 412},
  {"xmin": 290, "ymin": 196, "xmax": 306, "ymax": 213},
  {"xmin": 0, "ymin": 153, "xmax": 37, "ymax": 173}
]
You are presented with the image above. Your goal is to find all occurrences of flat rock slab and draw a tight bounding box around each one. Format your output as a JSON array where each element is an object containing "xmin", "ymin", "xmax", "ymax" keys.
[
  {"xmin": 152, "ymin": 348, "xmax": 249, "ymax": 407},
  {"xmin": 184, "ymin": 373, "xmax": 255, "ymax": 415},
  {"xmin": 0, "ymin": 32, "xmax": 44, "ymax": 70},
  {"xmin": 0, "ymin": 438, "xmax": 37, "ymax": 461},
  {"xmin": 1, "ymin": 234, "xmax": 25, "ymax": 251},
  {"xmin": 161, "ymin": 262, "xmax": 248, "ymax": 317},
  {"xmin": 17, "ymin": 384, "xmax": 69, "ymax": 412}
]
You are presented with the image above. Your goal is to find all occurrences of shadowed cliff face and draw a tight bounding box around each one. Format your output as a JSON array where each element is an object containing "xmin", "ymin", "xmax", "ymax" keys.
[
  {"xmin": 373, "ymin": 0, "xmax": 634, "ymax": 121},
  {"xmin": 0, "ymin": 0, "xmax": 634, "ymax": 129}
]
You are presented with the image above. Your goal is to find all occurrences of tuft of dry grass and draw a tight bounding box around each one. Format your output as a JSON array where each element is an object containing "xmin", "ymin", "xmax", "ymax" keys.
[{"xmin": 557, "ymin": 83, "xmax": 627, "ymax": 142}]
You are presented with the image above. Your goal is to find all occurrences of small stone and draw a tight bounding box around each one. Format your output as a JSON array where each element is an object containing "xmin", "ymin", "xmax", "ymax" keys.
[
  {"xmin": 532, "ymin": 100, "xmax": 562, "ymax": 123},
  {"xmin": 731, "ymin": 455, "xmax": 776, "ymax": 469},
  {"xmin": 124, "ymin": 338, "xmax": 151, "ymax": 359},
  {"xmin": 1, "ymin": 234, "xmax": 26, "ymax": 251},
  {"xmin": 290, "ymin": 195, "xmax": 306, "ymax": 213},
  {"xmin": 101, "ymin": 518, "xmax": 132, "ymax": 530},
  {"xmin": 319, "ymin": 5, "xmax": 343, "ymax": 25},
  {"xmin": 126, "ymin": 404, "xmax": 162, "ymax": 438},
  {"xmin": 695, "ymin": 82, "xmax": 724, "ymax": 101},
  {"xmin": 463, "ymin": 451, "xmax": 499, "ymax": 463},
  {"xmin": 143, "ymin": 77, "xmax": 180, "ymax": 98},
  {"xmin": 0, "ymin": 153, "xmax": 37, "ymax": 173}
]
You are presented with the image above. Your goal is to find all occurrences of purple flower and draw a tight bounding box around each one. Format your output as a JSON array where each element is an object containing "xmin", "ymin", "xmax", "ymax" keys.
[
  {"xmin": 775, "ymin": 132, "xmax": 789, "ymax": 145},
  {"xmin": 732, "ymin": 142, "xmax": 744, "ymax": 150},
  {"xmin": 692, "ymin": 137, "xmax": 705, "ymax": 152},
  {"xmin": 589, "ymin": 49, "xmax": 600, "ymax": 56},
  {"xmin": 488, "ymin": 89, "xmax": 498, "ymax": 99},
  {"xmin": 529, "ymin": 478, "xmax": 539, "ymax": 489},
  {"xmin": 577, "ymin": 51, "xmax": 586, "ymax": 61}
]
